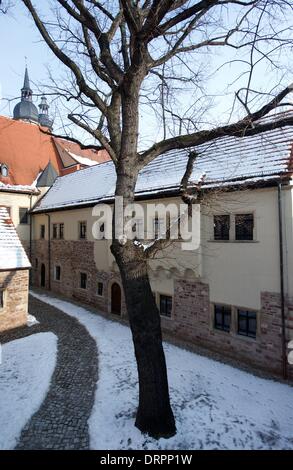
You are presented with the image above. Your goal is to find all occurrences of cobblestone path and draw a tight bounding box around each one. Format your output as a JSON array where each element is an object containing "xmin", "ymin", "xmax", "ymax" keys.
[{"xmin": 0, "ymin": 295, "xmax": 98, "ymax": 450}]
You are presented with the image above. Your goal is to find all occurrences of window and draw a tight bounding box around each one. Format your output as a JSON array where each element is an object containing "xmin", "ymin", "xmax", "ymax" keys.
[
  {"xmin": 59, "ymin": 223, "xmax": 64, "ymax": 239},
  {"xmin": 19, "ymin": 207, "xmax": 29, "ymax": 225},
  {"xmin": 214, "ymin": 215, "xmax": 230, "ymax": 240},
  {"xmin": 159, "ymin": 295, "xmax": 172, "ymax": 318},
  {"xmin": 40, "ymin": 225, "xmax": 45, "ymax": 239},
  {"xmin": 153, "ymin": 217, "xmax": 164, "ymax": 239},
  {"xmin": 0, "ymin": 290, "xmax": 4, "ymax": 309},
  {"xmin": 79, "ymin": 221, "xmax": 87, "ymax": 239},
  {"xmin": 132, "ymin": 219, "xmax": 143, "ymax": 239},
  {"xmin": 52, "ymin": 224, "xmax": 58, "ymax": 239},
  {"xmin": 235, "ymin": 214, "xmax": 254, "ymax": 241},
  {"xmin": 80, "ymin": 272, "xmax": 87, "ymax": 289},
  {"xmin": 238, "ymin": 309, "xmax": 257, "ymax": 338},
  {"xmin": 54, "ymin": 266, "xmax": 61, "ymax": 281},
  {"xmin": 99, "ymin": 222, "xmax": 105, "ymax": 239},
  {"xmin": 1, "ymin": 164, "xmax": 8, "ymax": 177},
  {"xmin": 214, "ymin": 304, "xmax": 231, "ymax": 332},
  {"xmin": 97, "ymin": 281, "xmax": 104, "ymax": 297}
]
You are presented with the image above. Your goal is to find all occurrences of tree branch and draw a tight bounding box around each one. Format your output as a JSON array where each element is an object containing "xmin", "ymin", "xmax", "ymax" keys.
[{"xmin": 140, "ymin": 83, "xmax": 293, "ymax": 164}]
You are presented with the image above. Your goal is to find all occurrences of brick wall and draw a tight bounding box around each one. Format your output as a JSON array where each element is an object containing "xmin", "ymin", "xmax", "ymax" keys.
[
  {"xmin": 32, "ymin": 240, "xmax": 127, "ymax": 317},
  {"xmin": 0, "ymin": 269, "xmax": 29, "ymax": 332},
  {"xmin": 163, "ymin": 280, "xmax": 292, "ymax": 378}
]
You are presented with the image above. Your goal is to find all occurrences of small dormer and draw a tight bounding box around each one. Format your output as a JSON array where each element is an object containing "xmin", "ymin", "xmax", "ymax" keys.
[{"xmin": 0, "ymin": 164, "xmax": 9, "ymax": 178}]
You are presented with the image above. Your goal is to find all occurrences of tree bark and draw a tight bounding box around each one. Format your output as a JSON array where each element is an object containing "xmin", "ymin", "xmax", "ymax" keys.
[
  {"xmin": 111, "ymin": 162, "xmax": 176, "ymax": 438},
  {"xmin": 112, "ymin": 242, "xmax": 176, "ymax": 438}
]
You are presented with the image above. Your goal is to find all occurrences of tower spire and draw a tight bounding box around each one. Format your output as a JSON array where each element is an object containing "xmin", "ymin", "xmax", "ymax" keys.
[
  {"xmin": 21, "ymin": 66, "xmax": 33, "ymax": 101},
  {"xmin": 13, "ymin": 66, "xmax": 39, "ymax": 123}
]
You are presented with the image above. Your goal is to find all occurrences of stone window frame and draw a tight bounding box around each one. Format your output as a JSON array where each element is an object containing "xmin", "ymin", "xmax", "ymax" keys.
[
  {"xmin": 213, "ymin": 214, "xmax": 230, "ymax": 241},
  {"xmin": 156, "ymin": 292, "xmax": 173, "ymax": 319},
  {"xmin": 97, "ymin": 281, "xmax": 104, "ymax": 297},
  {"xmin": 210, "ymin": 210, "xmax": 257, "ymax": 243},
  {"xmin": 59, "ymin": 223, "xmax": 64, "ymax": 240},
  {"xmin": 52, "ymin": 223, "xmax": 65, "ymax": 240},
  {"xmin": 78, "ymin": 221, "xmax": 87, "ymax": 240},
  {"xmin": 79, "ymin": 272, "xmax": 88, "ymax": 290},
  {"xmin": 54, "ymin": 265, "xmax": 61, "ymax": 282},
  {"xmin": 213, "ymin": 303, "xmax": 232, "ymax": 333},
  {"xmin": 52, "ymin": 223, "xmax": 58, "ymax": 239},
  {"xmin": 40, "ymin": 224, "xmax": 46, "ymax": 239},
  {"xmin": 210, "ymin": 302, "xmax": 259, "ymax": 341},
  {"xmin": 237, "ymin": 308, "xmax": 258, "ymax": 339}
]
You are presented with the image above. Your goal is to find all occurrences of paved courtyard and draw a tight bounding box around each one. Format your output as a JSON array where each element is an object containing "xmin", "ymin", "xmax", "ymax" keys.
[
  {"xmin": 1, "ymin": 292, "xmax": 292, "ymax": 450},
  {"xmin": 0, "ymin": 295, "xmax": 98, "ymax": 450}
]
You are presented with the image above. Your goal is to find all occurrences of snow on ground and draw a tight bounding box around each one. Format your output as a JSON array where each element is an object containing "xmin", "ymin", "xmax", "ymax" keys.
[
  {"xmin": 31, "ymin": 291, "xmax": 293, "ymax": 450},
  {"xmin": 0, "ymin": 332, "xmax": 57, "ymax": 449}
]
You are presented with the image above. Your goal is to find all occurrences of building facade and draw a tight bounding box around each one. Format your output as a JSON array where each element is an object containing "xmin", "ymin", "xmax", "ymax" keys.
[{"xmin": 30, "ymin": 119, "xmax": 293, "ymax": 380}]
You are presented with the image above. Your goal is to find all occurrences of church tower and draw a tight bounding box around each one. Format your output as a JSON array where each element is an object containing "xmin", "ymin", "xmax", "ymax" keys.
[
  {"xmin": 38, "ymin": 95, "xmax": 53, "ymax": 131},
  {"xmin": 13, "ymin": 67, "xmax": 39, "ymax": 124}
]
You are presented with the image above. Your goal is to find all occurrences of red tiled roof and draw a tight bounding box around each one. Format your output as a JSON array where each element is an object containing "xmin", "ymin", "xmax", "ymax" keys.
[
  {"xmin": 0, "ymin": 116, "xmax": 110, "ymax": 186},
  {"xmin": 56, "ymin": 138, "xmax": 109, "ymax": 164}
]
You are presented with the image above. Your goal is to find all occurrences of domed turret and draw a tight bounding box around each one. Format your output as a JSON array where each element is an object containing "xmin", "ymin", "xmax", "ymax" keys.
[
  {"xmin": 38, "ymin": 95, "xmax": 53, "ymax": 131},
  {"xmin": 13, "ymin": 67, "xmax": 39, "ymax": 124}
]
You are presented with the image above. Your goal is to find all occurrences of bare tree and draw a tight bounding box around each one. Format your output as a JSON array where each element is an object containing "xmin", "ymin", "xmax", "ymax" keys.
[
  {"xmin": 21, "ymin": 0, "xmax": 293, "ymax": 438},
  {"xmin": 0, "ymin": 0, "xmax": 14, "ymax": 14}
]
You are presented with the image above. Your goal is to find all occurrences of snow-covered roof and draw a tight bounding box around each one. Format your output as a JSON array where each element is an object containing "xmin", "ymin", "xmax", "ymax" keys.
[
  {"xmin": 32, "ymin": 122, "xmax": 293, "ymax": 213},
  {"xmin": 0, "ymin": 181, "xmax": 39, "ymax": 194},
  {"xmin": 0, "ymin": 207, "xmax": 31, "ymax": 270},
  {"xmin": 68, "ymin": 151, "xmax": 99, "ymax": 167}
]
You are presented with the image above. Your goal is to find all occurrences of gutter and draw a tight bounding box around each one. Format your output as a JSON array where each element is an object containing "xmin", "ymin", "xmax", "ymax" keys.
[
  {"xmin": 277, "ymin": 182, "xmax": 288, "ymax": 380},
  {"xmin": 30, "ymin": 175, "xmax": 292, "ymax": 216}
]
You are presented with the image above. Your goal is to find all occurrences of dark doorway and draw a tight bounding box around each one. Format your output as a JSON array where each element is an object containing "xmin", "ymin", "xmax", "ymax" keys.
[
  {"xmin": 111, "ymin": 282, "xmax": 121, "ymax": 315},
  {"xmin": 41, "ymin": 263, "xmax": 46, "ymax": 288}
]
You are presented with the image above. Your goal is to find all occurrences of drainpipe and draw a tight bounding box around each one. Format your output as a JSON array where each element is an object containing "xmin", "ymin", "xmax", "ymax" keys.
[
  {"xmin": 277, "ymin": 183, "xmax": 287, "ymax": 380},
  {"xmin": 46, "ymin": 214, "xmax": 51, "ymax": 290}
]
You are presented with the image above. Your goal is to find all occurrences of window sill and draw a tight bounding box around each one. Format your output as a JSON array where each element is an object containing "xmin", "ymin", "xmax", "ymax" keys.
[
  {"xmin": 236, "ymin": 332, "xmax": 257, "ymax": 342},
  {"xmin": 160, "ymin": 314, "xmax": 172, "ymax": 321},
  {"xmin": 208, "ymin": 240, "xmax": 259, "ymax": 244},
  {"xmin": 212, "ymin": 328, "xmax": 257, "ymax": 342},
  {"xmin": 213, "ymin": 327, "xmax": 230, "ymax": 335}
]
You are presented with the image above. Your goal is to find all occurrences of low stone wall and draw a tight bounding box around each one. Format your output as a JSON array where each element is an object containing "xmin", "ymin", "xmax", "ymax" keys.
[{"xmin": 0, "ymin": 269, "xmax": 29, "ymax": 332}]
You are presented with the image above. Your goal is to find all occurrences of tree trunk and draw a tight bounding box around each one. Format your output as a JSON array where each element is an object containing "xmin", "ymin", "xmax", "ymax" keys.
[{"xmin": 112, "ymin": 242, "xmax": 176, "ymax": 438}]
